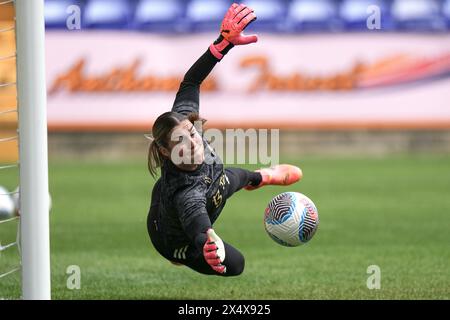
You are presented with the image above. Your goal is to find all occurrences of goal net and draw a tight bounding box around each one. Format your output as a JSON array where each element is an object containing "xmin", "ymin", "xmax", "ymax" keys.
[{"xmin": 0, "ymin": 0, "xmax": 50, "ymax": 300}]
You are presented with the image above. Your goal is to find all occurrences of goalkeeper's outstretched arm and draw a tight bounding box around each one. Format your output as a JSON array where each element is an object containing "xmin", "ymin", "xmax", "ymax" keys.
[
  {"xmin": 171, "ymin": 50, "xmax": 218, "ymax": 116},
  {"xmin": 171, "ymin": 2, "xmax": 257, "ymax": 116}
]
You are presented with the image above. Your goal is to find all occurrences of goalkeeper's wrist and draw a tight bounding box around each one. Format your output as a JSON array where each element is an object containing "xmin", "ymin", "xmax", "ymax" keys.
[
  {"xmin": 194, "ymin": 232, "xmax": 208, "ymax": 250},
  {"xmin": 209, "ymin": 34, "xmax": 234, "ymax": 61}
]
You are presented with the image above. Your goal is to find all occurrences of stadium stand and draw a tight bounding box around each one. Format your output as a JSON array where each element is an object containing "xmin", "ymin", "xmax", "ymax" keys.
[
  {"xmin": 391, "ymin": 0, "xmax": 447, "ymax": 31},
  {"xmin": 339, "ymin": 0, "xmax": 393, "ymax": 31},
  {"xmin": 443, "ymin": 0, "xmax": 450, "ymax": 27},
  {"xmin": 185, "ymin": 0, "xmax": 230, "ymax": 32},
  {"xmin": 44, "ymin": 0, "xmax": 85, "ymax": 28},
  {"xmin": 83, "ymin": 0, "xmax": 135, "ymax": 29},
  {"xmin": 133, "ymin": 0, "xmax": 186, "ymax": 32},
  {"xmin": 240, "ymin": 0, "xmax": 288, "ymax": 32},
  {"xmin": 285, "ymin": 0, "xmax": 341, "ymax": 32},
  {"xmin": 43, "ymin": 0, "xmax": 450, "ymax": 33}
]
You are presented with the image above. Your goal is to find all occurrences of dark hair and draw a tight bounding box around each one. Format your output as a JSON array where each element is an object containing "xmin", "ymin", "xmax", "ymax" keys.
[{"xmin": 147, "ymin": 111, "xmax": 205, "ymax": 178}]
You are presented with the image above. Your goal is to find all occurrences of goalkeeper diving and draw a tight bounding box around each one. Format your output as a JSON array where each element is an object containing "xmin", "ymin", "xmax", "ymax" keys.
[{"xmin": 146, "ymin": 3, "xmax": 303, "ymax": 276}]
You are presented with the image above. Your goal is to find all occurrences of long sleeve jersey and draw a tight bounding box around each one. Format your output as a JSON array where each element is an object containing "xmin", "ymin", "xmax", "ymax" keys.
[{"xmin": 155, "ymin": 48, "xmax": 231, "ymax": 250}]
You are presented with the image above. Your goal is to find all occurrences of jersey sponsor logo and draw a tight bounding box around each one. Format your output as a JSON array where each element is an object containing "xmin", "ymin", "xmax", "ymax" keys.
[
  {"xmin": 212, "ymin": 190, "xmax": 223, "ymax": 208},
  {"xmin": 212, "ymin": 172, "xmax": 230, "ymax": 208},
  {"xmin": 219, "ymin": 172, "xmax": 230, "ymax": 188},
  {"xmin": 204, "ymin": 176, "xmax": 212, "ymax": 185}
]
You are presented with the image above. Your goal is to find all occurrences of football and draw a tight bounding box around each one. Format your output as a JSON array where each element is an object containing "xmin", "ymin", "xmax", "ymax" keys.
[
  {"xmin": 264, "ymin": 192, "xmax": 319, "ymax": 247},
  {"xmin": 0, "ymin": 185, "xmax": 15, "ymax": 221}
]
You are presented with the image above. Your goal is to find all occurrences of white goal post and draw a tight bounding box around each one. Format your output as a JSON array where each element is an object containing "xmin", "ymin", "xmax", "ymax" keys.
[{"xmin": 15, "ymin": 0, "xmax": 51, "ymax": 300}]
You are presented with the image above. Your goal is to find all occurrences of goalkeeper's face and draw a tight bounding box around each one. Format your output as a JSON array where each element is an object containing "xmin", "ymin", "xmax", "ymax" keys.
[{"xmin": 166, "ymin": 119, "xmax": 205, "ymax": 168}]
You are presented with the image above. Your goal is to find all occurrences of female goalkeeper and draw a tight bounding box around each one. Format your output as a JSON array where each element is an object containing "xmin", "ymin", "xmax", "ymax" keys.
[{"xmin": 146, "ymin": 3, "xmax": 302, "ymax": 276}]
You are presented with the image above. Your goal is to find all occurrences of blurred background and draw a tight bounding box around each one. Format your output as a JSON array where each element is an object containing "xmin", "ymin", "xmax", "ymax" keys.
[
  {"xmin": 0, "ymin": 0, "xmax": 450, "ymax": 299},
  {"xmin": 1, "ymin": 0, "xmax": 450, "ymax": 161}
]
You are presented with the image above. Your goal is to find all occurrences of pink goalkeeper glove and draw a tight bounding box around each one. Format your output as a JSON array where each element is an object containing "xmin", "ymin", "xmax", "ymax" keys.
[
  {"xmin": 209, "ymin": 3, "xmax": 258, "ymax": 61},
  {"xmin": 203, "ymin": 229, "xmax": 227, "ymax": 274}
]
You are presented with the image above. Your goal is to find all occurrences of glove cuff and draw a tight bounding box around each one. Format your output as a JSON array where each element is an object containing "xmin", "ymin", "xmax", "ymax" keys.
[{"xmin": 209, "ymin": 35, "xmax": 234, "ymax": 61}]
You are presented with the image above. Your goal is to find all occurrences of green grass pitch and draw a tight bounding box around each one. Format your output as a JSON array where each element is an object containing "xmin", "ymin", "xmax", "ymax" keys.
[{"xmin": 0, "ymin": 155, "xmax": 449, "ymax": 299}]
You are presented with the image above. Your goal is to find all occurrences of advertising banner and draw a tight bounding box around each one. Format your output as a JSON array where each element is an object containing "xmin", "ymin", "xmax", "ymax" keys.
[{"xmin": 46, "ymin": 32, "xmax": 450, "ymax": 131}]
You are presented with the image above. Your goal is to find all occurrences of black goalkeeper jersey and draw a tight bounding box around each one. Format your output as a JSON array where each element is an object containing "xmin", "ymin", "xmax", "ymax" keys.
[{"xmin": 150, "ymin": 48, "xmax": 231, "ymax": 249}]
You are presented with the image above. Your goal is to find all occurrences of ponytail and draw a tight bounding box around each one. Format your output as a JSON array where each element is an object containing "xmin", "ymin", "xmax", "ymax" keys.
[{"xmin": 147, "ymin": 139, "xmax": 165, "ymax": 178}]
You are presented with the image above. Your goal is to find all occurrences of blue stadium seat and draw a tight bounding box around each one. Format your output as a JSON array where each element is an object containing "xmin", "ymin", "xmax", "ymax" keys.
[
  {"xmin": 44, "ymin": 0, "xmax": 85, "ymax": 29},
  {"xmin": 133, "ymin": 0, "xmax": 186, "ymax": 32},
  {"xmin": 83, "ymin": 0, "xmax": 134, "ymax": 29},
  {"xmin": 241, "ymin": 0, "xmax": 288, "ymax": 33},
  {"xmin": 339, "ymin": 0, "xmax": 393, "ymax": 31},
  {"xmin": 391, "ymin": 0, "xmax": 446, "ymax": 31},
  {"xmin": 286, "ymin": 0, "xmax": 341, "ymax": 32},
  {"xmin": 185, "ymin": 0, "xmax": 231, "ymax": 32},
  {"xmin": 443, "ymin": 0, "xmax": 450, "ymax": 29}
]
